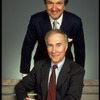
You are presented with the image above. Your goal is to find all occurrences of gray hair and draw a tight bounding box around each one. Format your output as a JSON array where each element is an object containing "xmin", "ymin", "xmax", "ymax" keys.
[{"xmin": 45, "ymin": 29, "xmax": 68, "ymax": 46}]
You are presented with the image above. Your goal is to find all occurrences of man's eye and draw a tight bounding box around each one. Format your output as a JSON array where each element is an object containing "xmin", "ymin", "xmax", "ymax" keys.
[
  {"xmin": 58, "ymin": 45, "xmax": 61, "ymax": 47},
  {"xmin": 48, "ymin": 44, "xmax": 52, "ymax": 47},
  {"xmin": 57, "ymin": 44, "xmax": 61, "ymax": 47},
  {"xmin": 56, "ymin": 2, "xmax": 63, "ymax": 5},
  {"xmin": 47, "ymin": 1, "xmax": 53, "ymax": 5}
]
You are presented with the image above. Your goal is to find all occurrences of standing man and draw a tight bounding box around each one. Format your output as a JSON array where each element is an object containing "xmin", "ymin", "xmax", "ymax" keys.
[
  {"xmin": 20, "ymin": 0, "xmax": 85, "ymax": 77},
  {"xmin": 15, "ymin": 29, "xmax": 85, "ymax": 100}
]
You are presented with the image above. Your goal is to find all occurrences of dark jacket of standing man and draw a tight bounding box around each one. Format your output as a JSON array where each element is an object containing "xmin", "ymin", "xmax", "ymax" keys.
[
  {"xmin": 15, "ymin": 29, "xmax": 85, "ymax": 100},
  {"xmin": 20, "ymin": 0, "xmax": 85, "ymax": 75}
]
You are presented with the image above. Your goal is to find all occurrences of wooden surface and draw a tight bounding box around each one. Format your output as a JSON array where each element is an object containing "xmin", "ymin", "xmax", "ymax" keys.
[
  {"xmin": 2, "ymin": 79, "xmax": 99, "ymax": 85},
  {"xmin": 2, "ymin": 79, "xmax": 99, "ymax": 100}
]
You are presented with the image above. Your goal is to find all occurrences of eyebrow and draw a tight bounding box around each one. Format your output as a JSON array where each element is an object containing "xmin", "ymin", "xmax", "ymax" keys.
[
  {"xmin": 56, "ymin": 43, "xmax": 62, "ymax": 45},
  {"xmin": 47, "ymin": 42, "xmax": 62, "ymax": 45}
]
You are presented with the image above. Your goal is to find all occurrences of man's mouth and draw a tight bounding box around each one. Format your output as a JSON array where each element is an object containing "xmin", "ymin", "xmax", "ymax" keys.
[
  {"xmin": 52, "ymin": 55, "xmax": 59, "ymax": 58},
  {"xmin": 51, "ymin": 10, "xmax": 59, "ymax": 15}
]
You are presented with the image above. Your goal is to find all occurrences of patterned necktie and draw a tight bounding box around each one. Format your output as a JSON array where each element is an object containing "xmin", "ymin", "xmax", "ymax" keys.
[
  {"xmin": 53, "ymin": 20, "xmax": 57, "ymax": 29},
  {"xmin": 47, "ymin": 65, "xmax": 58, "ymax": 100}
]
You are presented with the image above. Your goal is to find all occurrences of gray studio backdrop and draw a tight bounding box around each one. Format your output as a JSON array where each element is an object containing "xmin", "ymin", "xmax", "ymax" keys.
[{"xmin": 2, "ymin": 0, "xmax": 99, "ymax": 79}]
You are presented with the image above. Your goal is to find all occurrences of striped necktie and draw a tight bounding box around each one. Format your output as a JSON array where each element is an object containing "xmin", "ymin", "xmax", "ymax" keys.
[
  {"xmin": 47, "ymin": 65, "xmax": 58, "ymax": 100},
  {"xmin": 53, "ymin": 20, "xmax": 58, "ymax": 29}
]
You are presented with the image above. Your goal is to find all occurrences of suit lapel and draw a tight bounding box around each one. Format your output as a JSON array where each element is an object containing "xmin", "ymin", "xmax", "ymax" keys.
[
  {"xmin": 60, "ymin": 11, "xmax": 67, "ymax": 31},
  {"xmin": 57, "ymin": 58, "xmax": 71, "ymax": 88},
  {"xmin": 41, "ymin": 61, "xmax": 51, "ymax": 98},
  {"xmin": 60, "ymin": 11, "xmax": 70, "ymax": 36},
  {"xmin": 40, "ymin": 11, "xmax": 52, "ymax": 35}
]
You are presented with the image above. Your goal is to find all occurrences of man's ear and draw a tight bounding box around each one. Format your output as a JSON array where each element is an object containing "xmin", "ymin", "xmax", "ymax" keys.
[
  {"xmin": 65, "ymin": 43, "xmax": 68, "ymax": 51},
  {"xmin": 64, "ymin": 3, "xmax": 67, "ymax": 9}
]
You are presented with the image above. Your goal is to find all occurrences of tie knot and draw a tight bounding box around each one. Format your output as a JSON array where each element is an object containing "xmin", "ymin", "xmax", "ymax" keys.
[
  {"xmin": 53, "ymin": 20, "xmax": 58, "ymax": 29},
  {"xmin": 54, "ymin": 20, "xmax": 57, "ymax": 24},
  {"xmin": 53, "ymin": 65, "xmax": 58, "ymax": 70}
]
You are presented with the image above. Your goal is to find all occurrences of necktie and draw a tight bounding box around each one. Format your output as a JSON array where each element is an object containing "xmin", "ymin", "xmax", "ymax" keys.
[
  {"xmin": 53, "ymin": 20, "xmax": 58, "ymax": 29},
  {"xmin": 47, "ymin": 65, "xmax": 58, "ymax": 100}
]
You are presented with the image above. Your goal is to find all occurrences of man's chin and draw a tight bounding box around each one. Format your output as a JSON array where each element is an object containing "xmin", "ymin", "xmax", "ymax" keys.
[
  {"xmin": 50, "ymin": 15, "xmax": 60, "ymax": 20},
  {"xmin": 52, "ymin": 59, "xmax": 59, "ymax": 64}
]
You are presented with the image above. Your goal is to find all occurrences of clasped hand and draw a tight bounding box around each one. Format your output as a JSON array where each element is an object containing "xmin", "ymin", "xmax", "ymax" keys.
[{"xmin": 24, "ymin": 97, "xmax": 36, "ymax": 100}]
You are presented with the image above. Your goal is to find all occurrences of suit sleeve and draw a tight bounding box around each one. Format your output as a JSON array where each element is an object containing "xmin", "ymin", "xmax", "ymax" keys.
[
  {"xmin": 73, "ymin": 19, "xmax": 85, "ymax": 67},
  {"xmin": 20, "ymin": 16, "xmax": 37, "ymax": 73},
  {"xmin": 15, "ymin": 68, "xmax": 36, "ymax": 100}
]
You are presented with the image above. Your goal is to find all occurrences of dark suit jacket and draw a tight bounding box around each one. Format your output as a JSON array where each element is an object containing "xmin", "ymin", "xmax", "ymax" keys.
[
  {"xmin": 16, "ymin": 58, "xmax": 85, "ymax": 100},
  {"xmin": 20, "ymin": 10, "xmax": 85, "ymax": 73}
]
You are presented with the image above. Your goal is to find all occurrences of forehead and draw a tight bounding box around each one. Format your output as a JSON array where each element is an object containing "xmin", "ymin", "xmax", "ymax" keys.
[
  {"xmin": 48, "ymin": 33, "xmax": 65, "ymax": 43},
  {"xmin": 46, "ymin": 0, "xmax": 65, "ymax": 2}
]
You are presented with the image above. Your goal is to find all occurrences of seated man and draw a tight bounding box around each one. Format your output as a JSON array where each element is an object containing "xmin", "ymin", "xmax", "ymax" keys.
[{"xmin": 15, "ymin": 29, "xmax": 85, "ymax": 100}]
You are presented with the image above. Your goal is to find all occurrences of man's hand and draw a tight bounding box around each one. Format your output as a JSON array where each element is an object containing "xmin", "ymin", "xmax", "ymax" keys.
[{"xmin": 24, "ymin": 97, "xmax": 36, "ymax": 100}]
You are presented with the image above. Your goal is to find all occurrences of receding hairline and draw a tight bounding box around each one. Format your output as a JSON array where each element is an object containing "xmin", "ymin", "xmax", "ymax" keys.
[{"xmin": 45, "ymin": 29, "xmax": 68, "ymax": 45}]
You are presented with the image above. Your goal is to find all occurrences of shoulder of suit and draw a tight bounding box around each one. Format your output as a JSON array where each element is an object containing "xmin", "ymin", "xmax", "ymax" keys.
[
  {"xmin": 30, "ymin": 10, "xmax": 48, "ymax": 20},
  {"xmin": 35, "ymin": 58, "xmax": 50, "ymax": 66},
  {"xmin": 65, "ymin": 58, "xmax": 84, "ymax": 71},
  {"xmin": 64, "ymin": 10, "xmax": 81, "ymax": 21}
]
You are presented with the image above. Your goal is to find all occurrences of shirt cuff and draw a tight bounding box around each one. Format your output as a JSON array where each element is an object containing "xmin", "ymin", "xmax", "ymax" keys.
[{"xmin": 22, "ymin": 73, "xmax": 28, "ymax": 77}]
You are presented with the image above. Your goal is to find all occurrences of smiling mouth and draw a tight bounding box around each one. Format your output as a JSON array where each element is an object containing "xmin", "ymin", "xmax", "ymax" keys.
[
  {"xmin": 51, "ymin": 10, "xmax": 59, "ymax": 14},
  {"xmin": 52, "ymin": 11, "xmax": 58, "ymax": 14},
  {"xmin": 52, "ymin": 55, "xmax": 59, "ymax": 58}
]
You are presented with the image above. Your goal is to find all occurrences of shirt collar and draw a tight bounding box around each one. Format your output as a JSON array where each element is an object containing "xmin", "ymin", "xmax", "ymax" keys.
[
  {"xmin": 49, "ymin": 14, "xmax": 63, "ymax": 26},
  {"xmin": 51, "ymin": 57, "xmax": 65, "ymax": 70}
]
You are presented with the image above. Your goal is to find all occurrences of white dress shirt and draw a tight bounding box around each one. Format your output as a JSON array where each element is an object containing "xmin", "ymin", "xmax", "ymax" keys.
[
  {"xmin": 48, "ymin": 57, "xmax": 65, "ymax": 86},
  {"xmin": 49, "ymin": 14, "xmax": 63, "ymax": 29}
]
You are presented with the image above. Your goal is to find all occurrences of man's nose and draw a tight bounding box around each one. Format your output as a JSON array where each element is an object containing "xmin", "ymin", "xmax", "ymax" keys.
[
  {"xmin": 52, "ymin": 4, "xmax": 57, "ymax": 11},
  {"xmin": 52, "ymin": 46, "xmax": 56, "ymax": 53}
]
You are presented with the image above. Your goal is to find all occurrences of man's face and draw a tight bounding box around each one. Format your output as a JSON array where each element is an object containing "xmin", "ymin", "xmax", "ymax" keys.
[
  {"xmin": 46, "ymin": 0, "xmax": 67, "ymax": 20},
  {"xmin": 47, "ymin": 33, "xmax": 68, "ymax": 64}
]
